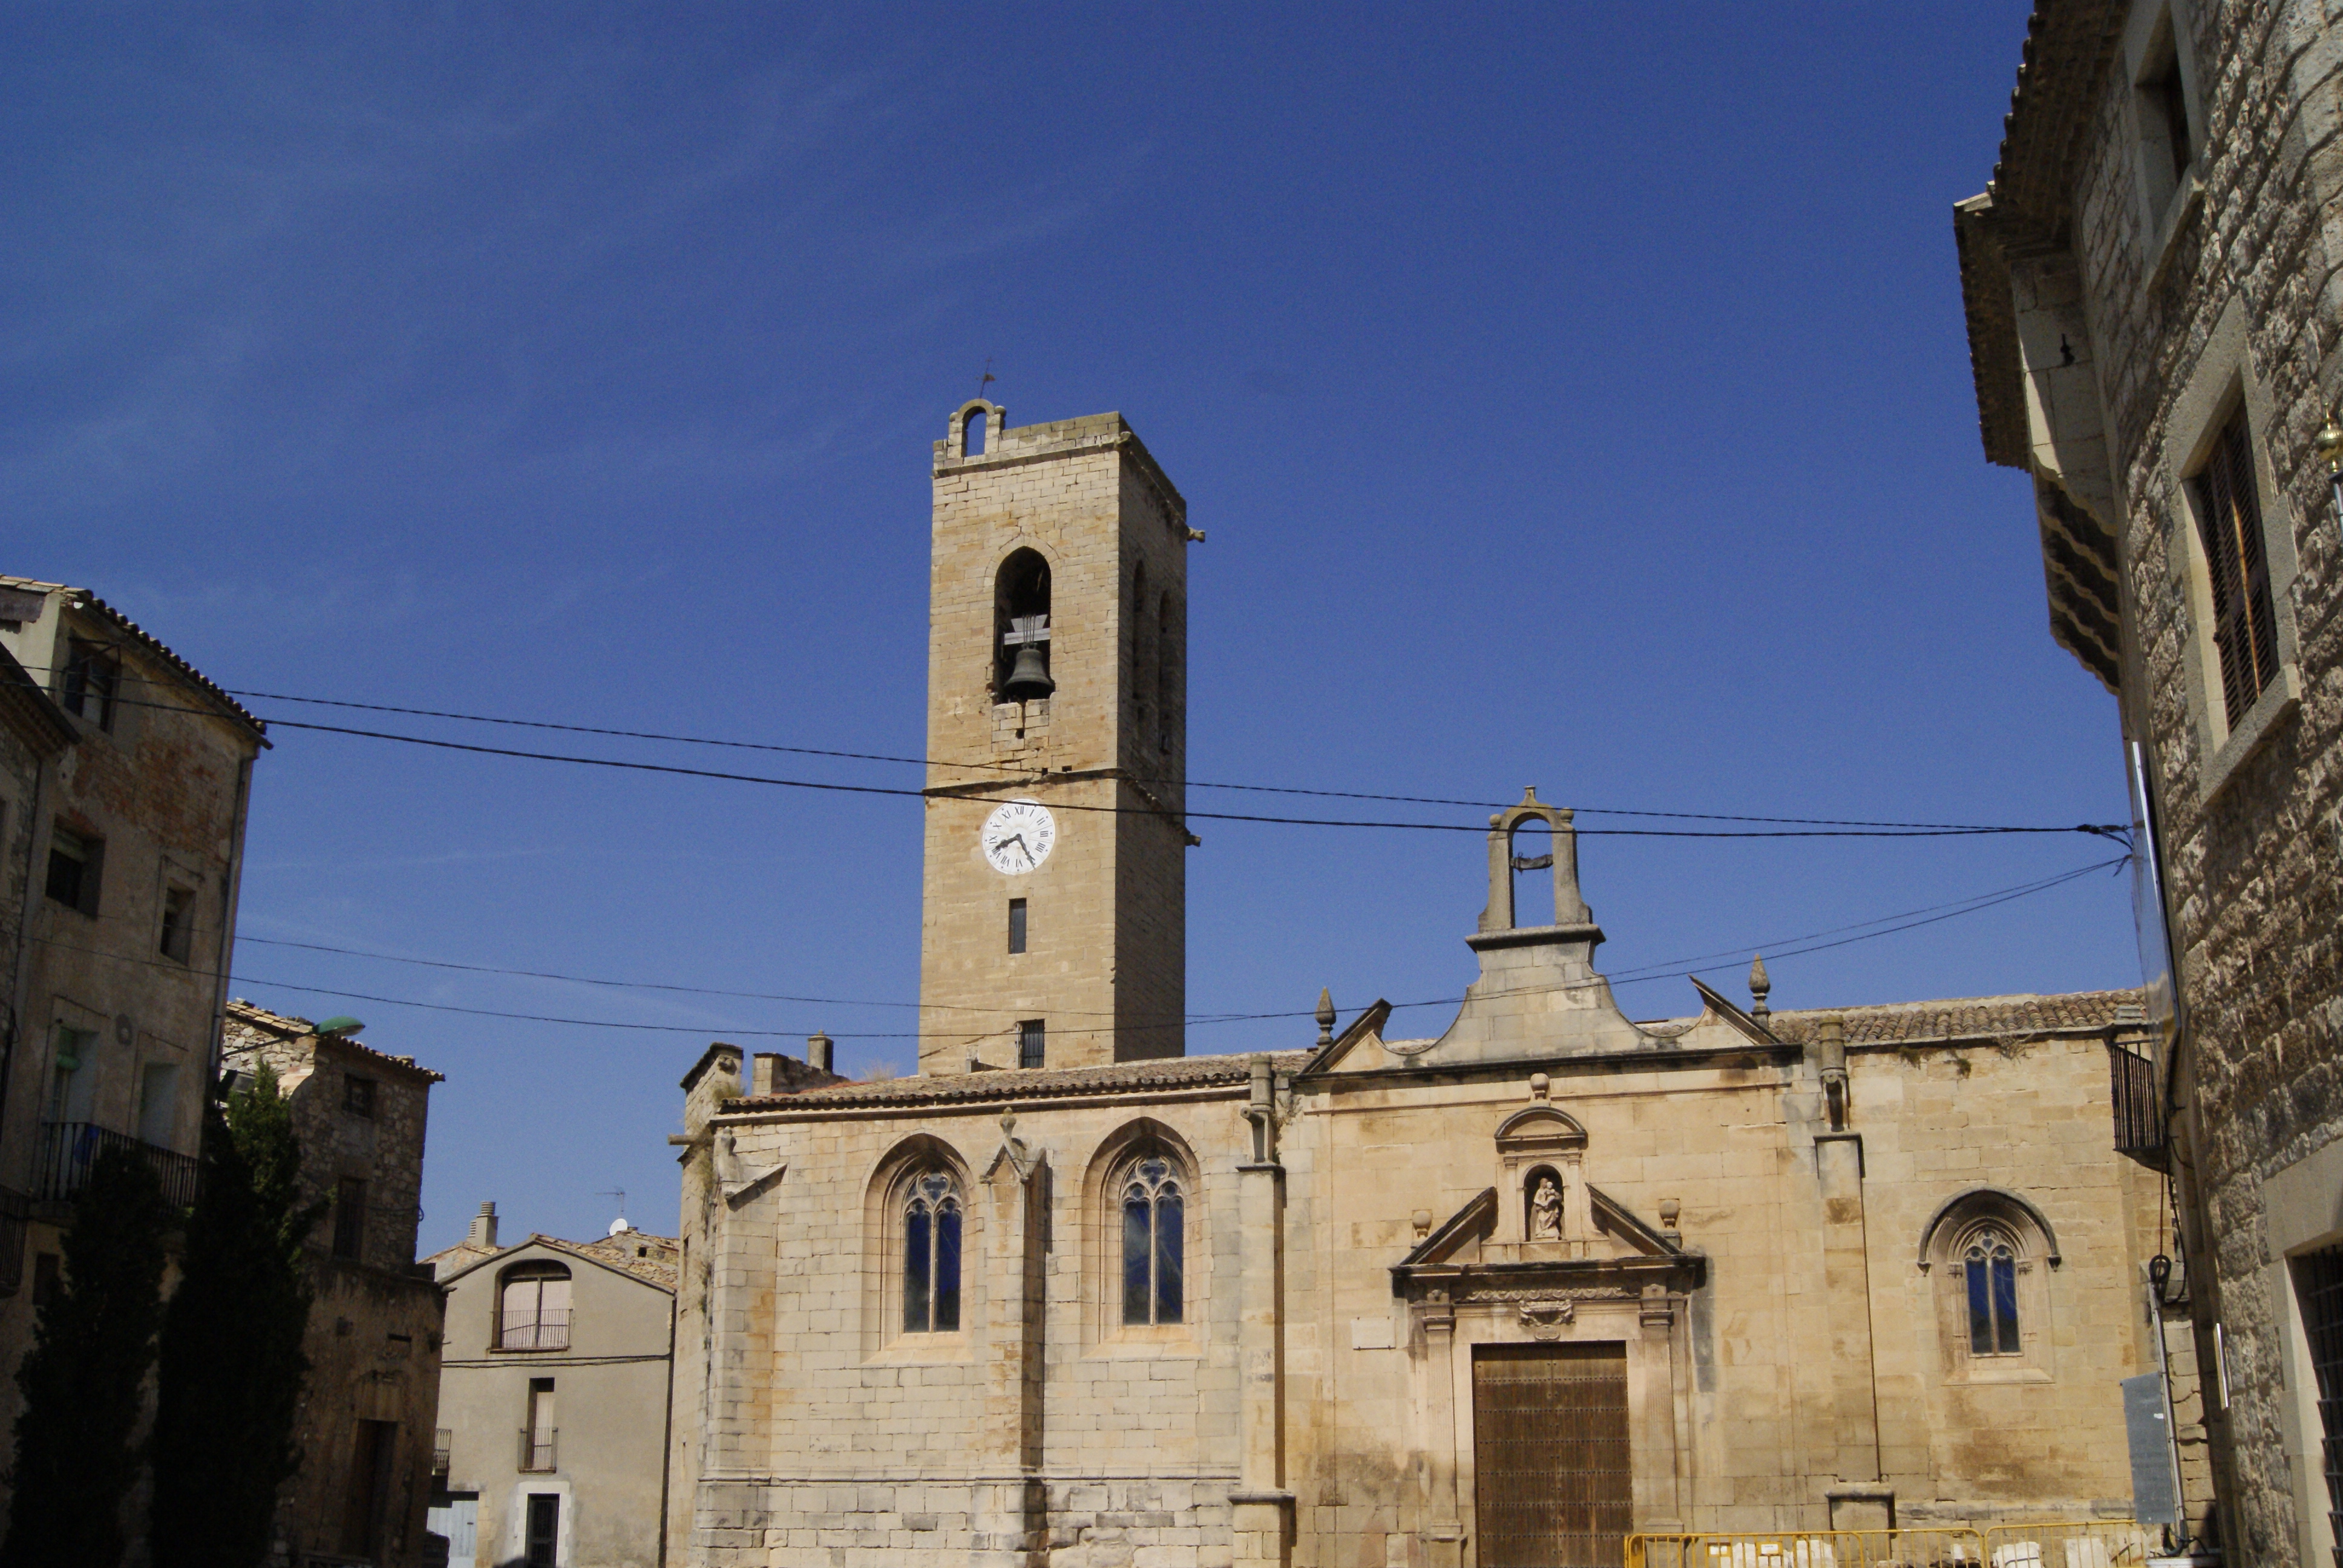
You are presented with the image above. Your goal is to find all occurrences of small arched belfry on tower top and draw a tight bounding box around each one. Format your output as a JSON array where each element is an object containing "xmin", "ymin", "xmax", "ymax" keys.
[{"xmin": 1479, "ymin": 787, "xmax": 1592, "ymax": 935}]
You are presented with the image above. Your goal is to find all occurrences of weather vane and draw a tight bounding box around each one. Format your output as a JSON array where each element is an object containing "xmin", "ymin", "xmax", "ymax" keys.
[{"xmin": 976, "ymin": 356, "xmax": 996, "ymax": 400}]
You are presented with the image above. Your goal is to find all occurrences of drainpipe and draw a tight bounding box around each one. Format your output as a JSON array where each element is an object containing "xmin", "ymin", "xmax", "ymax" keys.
[
  {"xmin": 4, "ymin": 751, "xmax": 56, "ymax": 1191},
  {"xmin": 203, "ymin": 751, "xmax": 255, "ymax": 1106},
  {"xmin": 658, "ymin": 1285, "xmax": 676, "ymax": 1567}
]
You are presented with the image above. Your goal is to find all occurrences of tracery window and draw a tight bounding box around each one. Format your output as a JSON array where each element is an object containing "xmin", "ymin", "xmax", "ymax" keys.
[
  {"xmin": 1964, "ymin": 1228, "xmax": 2021, "ymax": 1356},
  {"xmin": 902, "ymin": 1172, "xmax": 963, "ymax": 1334},
  {"xmin": 1121, "ymin": 1155, "xmax": 1183, "ymax": 1326}
]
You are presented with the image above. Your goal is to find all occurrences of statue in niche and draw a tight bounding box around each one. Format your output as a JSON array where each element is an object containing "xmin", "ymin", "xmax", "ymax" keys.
[{"xmin": 1530, "ymin": 1174, "xmax": 1564, "ymax": 1241}]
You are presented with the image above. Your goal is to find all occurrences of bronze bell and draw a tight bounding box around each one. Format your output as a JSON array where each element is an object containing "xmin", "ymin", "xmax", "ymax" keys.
[{"xmin": 1002, "ymin": 643, "xmax": 1055, "ymax": 701}]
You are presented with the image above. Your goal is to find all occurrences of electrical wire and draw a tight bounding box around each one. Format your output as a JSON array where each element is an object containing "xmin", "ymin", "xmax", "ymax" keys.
[
  {"xmin": 257, "ymin": 715, "xmax": 2129, "ymax": 841},
  {"xmin": 10, "ymin": 852, "xmax": 2118, "ymax": 1044},
  {"xmin": 25, "ymin": 665, "xmax": 2132, "ymax": 840}
]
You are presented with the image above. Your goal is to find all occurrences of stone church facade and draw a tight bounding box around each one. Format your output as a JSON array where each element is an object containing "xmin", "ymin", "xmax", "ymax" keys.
[{"xmin": 667, "ymin": 406, "xmax": 2176, "ymax": 1568}]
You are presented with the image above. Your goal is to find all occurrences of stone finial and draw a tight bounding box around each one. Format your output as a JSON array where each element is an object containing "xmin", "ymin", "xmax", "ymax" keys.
[
  {"xmin": 1659, "ymin": 1197, "xmax": 1682, "ymax": 1244},
  {"xmin": 1001, "ymin": 1106, "xmax": 1018, "ymax": 1142},
  {"xmin": 1529, "ymin": 1072, "xmax": 1550, "ymax": 1101},
  {"xmin": 1315, "ymin": 988, "xmax": 1336, "ymax": 1048},
  {"xmin": 1749, "ymin": 954, "xmax": 1771, "ymax": 1021},
  {"xmin": 1412, "ymin": 1209, "xmax": 1434, "ymax": 1240}
]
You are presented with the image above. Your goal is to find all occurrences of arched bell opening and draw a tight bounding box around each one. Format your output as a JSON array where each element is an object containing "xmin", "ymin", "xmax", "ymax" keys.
[
  {"xmin": 994, "ymin": 548, "xmax": 1054, "ymax": 702},
  {"xmin": 1509, "ymin": 818, "xmax": 1557, "ymax": 929},
  {"xmin": 963, "ymin": 408, "xmax": 988, "ymax": 456}
]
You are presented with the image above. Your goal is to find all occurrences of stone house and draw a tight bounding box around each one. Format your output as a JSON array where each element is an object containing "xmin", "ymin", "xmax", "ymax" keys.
[
  {"xmin": 425, "ymin": 1206, "xmax": 680, "ymax": 1568},
  {"xmin": 1953, "ymin": 4, "xmax": 2343, "ymax": 1564},
  {"xmin": 0, "ymin": 576, "xmax": 267, "ymax": 1517},
  {"xmin": 663, "ymin": 406, "xmax": 2187, "ymax": 1568},
  {"xmin": 224, "ymin": 1001, "xmax": 447, "ymax": 1568}
]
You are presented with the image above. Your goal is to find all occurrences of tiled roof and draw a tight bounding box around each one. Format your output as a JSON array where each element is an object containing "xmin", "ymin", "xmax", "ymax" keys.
[
  {"xmin": 225, "ymin": 999, "xmax": 446, "ymax": 1083},
  {"xmin": 1985, "ymin": 1, "xmax": 2125, "ymax": 237},
  {"xmin": 1755, "ymin": 988, "xmax": 2144, "ymax": 1048},
  {"xmin": 1, "ymin": 577, "xmax": 267, "ymax": 740},
  {"xmin": 565, "ymin": 1230, "xmax": 681, "ymax": 1289},
  {"xmin": 730, "ymin": 1050, "xmax": 1315, "ymax": 1111}
]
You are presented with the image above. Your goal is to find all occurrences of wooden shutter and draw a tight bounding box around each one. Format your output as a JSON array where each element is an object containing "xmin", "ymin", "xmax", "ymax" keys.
[{"xmin": 2192, "ymin": 411, "xmax": 2279, "ymax": 727}]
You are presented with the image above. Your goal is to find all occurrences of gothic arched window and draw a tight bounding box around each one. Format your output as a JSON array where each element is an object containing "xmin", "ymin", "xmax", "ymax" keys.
[
  {"xmin": 1121, "ymin": 1155, "xmax": 1183, "ymax": 1326},
  {"xmin": 1964, "ymin": 1227, "xmax": 2021, "ymax": 1356},
  {"xmin": 903, "ymin": 1172, "xmax": 963, "ymax": 1334},
  {"xmin": 1156, "ymin": 592, "xmax": 1175, "ymax": 756}
]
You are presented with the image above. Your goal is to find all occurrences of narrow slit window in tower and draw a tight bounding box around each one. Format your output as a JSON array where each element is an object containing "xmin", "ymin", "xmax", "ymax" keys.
[{"xmin": 1008, "ymin": 898, "xmax": 1027, "ymax": 954}]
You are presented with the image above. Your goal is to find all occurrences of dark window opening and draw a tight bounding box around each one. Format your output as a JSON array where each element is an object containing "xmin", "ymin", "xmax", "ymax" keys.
[
  {"xmin": 1156, "ymin": 592, "xmax": 1175, "ymax": 756},
  {"xmin": 2145, "ymin": 49, "xmax": 2192, "ymax": 184},
  {"xmin": 332, "ymin": 1177, "xmax": 367, "ymax": 1261},
  {"xmin": 1964, "ymin": 1233, "xmax": 2022, "ymax": 1355},
  {"xmin": 1120, "ymin": 1154, "xmax": 1185, "ymax": 1326},
  {"xmin": 1008, "ymin": 898, "xmax": 1027, "ymax": 954},
  {"xmin": 2192, "ymin": 407, "xmax": 2281, "ymax": 728},
  {"xmin": 45, "ymin": 827, "xmax": 99, "ymax": 916},
  {"xmin": 2290, "ymin": 1243, "xmax": 2343, "ymax": 1568},
  {"xmin": 61, "ymin": 638, "xmax": 120, "ymax": 731},
  {"xmin": 159, "ymin": 885, "xmax": 195, "ymax": 963},
  {"xmin": 1130, "ymin": 561, "xmax": 1149, "ymax": 740},
  {"xmin": 1018, "ymin": 1018, "xmax": 1045, "ymax": 1070},
  {"xmin": 344, "ymin": 1075, "xmax": 376, "ymax": 1119},
  {"xmin": 902, "ymin": 1172, "xmax": 962, "ymax": 1334},
  {"xmin": 31, "ymin": 1252, "xmax": 59, "ymax": 1308},
  {"xmin": 994, "ymin": 549, "xmax": 1053, "ymax": 702},
  {"xmin": 963, "ymin": 409, "xmax": 987, "ymax": 457}
]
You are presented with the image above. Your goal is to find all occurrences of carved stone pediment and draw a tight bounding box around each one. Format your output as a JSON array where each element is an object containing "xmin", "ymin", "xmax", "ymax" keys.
[{"xmin": 1390, "ymin": 1185, "xmax": 1703, "ymax": 1306}]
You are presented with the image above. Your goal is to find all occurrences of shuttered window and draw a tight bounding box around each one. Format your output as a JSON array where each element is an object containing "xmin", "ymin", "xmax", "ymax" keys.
[{"xmin": 2192, "ymin": 410, "xmax": 2281, "ymax": 728}]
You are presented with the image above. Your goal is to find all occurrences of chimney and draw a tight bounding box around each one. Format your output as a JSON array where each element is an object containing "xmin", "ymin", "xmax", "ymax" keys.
[
  {"xmin": 751, "ymin": 1053, "xmax": 784, "ymax": 1096},
  {"xmin": 807, "ymin": 1031, "xmax": 834, "ymax": 1074},
  {"xmin": 468, "ymin": 1201, "xmax": 498, "ymax": 1250}
]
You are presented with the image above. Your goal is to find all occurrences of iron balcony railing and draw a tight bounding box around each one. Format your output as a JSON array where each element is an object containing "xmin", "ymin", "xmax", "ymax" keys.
[
  {"xmin": 497, "ymin": 1309, "xmax": 571, "ymax": 1351},
  {"xmin": 518, "ymin": 1426, "xmax": 557, "ymax": 1473},
  {"xmin": 2107, "ymin": 1043, "xmax": 2168, "ymax": 1170},
  {"xmin": 35, "ymin": 1122, "xmax": 201, "ymax": 1209}
]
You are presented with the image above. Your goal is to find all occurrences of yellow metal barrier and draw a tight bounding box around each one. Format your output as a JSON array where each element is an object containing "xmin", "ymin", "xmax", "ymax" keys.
[
  {"xmin": 1627, "ymin": 1528, "xmax": 1987, "ymax": 1568},
  {"xmin": 1979, "ymin": 1521, "xmax": 2156, "ymax": 1568},
  {"xmin": 1630, "ymin": 1524, "xmax": 2150, "ymax": 1568}
]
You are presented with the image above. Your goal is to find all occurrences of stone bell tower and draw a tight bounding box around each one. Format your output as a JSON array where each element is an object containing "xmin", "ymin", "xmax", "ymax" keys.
[{"xmin": 916, "ymin": 400, "xmax": 1194, "ymax": 1074}]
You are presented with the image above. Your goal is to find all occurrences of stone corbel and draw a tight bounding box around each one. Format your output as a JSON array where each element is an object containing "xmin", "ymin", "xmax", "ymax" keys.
[
  {"xmin": 982, "ymin": 1107, "xmax": 1043, "ymax": 1186},
  {"xmin": 716, "ymin": 1129, "xmax": 786, "ymax": 1209}
]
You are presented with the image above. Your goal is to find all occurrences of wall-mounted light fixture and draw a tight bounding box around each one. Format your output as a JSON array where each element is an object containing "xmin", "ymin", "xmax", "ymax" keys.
[{"xmin": 2315, "ymin": 408, "xmax": 2343, "ymax": 523}]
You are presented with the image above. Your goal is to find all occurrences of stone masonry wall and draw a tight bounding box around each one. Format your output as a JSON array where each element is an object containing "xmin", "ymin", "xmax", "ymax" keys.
[{"xmin": 2048, "ymin": 4, "xmax": 2343, "ymax": 1561}]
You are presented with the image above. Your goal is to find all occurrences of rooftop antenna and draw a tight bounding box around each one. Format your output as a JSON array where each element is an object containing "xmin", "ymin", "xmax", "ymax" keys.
[
  {"xmin": 975, "ymin": 356, "xmax": 996, "ymax": 401},
  {"xmin": 597, "ymin": 1187, "xmax": 629, "ymax": 1236}
]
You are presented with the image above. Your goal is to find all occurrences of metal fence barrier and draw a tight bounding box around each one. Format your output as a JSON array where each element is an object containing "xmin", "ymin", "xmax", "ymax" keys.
[
  {"xmin": 1629, "ymin": 1529, "xmax": 1987, "ymax": 1568},
  {"xmin": 1980, "ymin": 1521, "xmax": 2157, "ymax": 1568},
  {"xmin": 1631, "ymin": 1524, "xmax": 2149, "ymax": 1568}
]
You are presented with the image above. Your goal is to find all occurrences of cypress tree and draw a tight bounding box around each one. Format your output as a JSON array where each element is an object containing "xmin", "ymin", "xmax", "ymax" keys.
[
  {"xmin": 0, "ymin": 1145, "xmax": 171, "ymax": 1568},
  {"xmin": 150, "ymin": 1065, "xmax": 320, "ymax": 1568}
]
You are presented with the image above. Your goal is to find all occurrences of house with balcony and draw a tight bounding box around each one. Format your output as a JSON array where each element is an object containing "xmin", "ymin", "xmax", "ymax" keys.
[
  {"xmin": 425, "ymin": 1207, "xmax": 678, "ymax": 1568},
  {"xmin": 224, "ymin": 1001, "xmax": 447, "ymax": 1568},
  {"xmin": 0, "ymin": 577, "xmax": 267, "ymax": 1517}
]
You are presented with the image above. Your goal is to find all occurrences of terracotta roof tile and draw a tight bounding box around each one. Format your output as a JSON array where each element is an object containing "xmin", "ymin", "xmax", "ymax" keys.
[
  {"xmin": 1756, "ymin": 988, "xmax": 2143, "ymax": 1048},
  {"xmin": 225, "ymin": 998, "xmax": 446, "ymax": 1083},
  {"xmin": 732, "ymin": 1050, "xmax": 1314, "ymax": 1111},
  {"xmin": 1, "ymin": 576, "xmax": 267, "ymax": 739}
]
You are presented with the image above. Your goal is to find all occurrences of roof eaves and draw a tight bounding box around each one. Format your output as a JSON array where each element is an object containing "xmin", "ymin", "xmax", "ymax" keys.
[{"xmin": 5, "ymin": 578, "xmax": 270, "ymax": 743}]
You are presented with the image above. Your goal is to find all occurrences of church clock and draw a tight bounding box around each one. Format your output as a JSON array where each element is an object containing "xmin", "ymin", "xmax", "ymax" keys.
[{"xmin": 980, "ymin": 799, "xmax": 1057, "ymax": 875}]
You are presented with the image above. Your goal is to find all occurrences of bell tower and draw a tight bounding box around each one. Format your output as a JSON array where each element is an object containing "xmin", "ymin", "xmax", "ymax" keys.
[{"xmin": 916, "ymin": 400, "xmax": 1194, "ymax": 1074}]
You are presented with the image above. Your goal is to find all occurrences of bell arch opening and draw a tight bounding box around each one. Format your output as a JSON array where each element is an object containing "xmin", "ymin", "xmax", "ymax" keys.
[
  {"xmin": 1510, "ymin": 818, "xmax": 1556, "ymax": 929},
  {"xmin": 994, "ymin": 549, "xmax": 1054, "ymax": 702},
  {"xmin": 963, "ymin": 408, "xmax": 987, "ymax": 456}
]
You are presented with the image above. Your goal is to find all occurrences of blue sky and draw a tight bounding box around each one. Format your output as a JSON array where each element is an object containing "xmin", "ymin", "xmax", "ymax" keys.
[{"xmin": 2, "ymin": 3, "xmax": 2125, "ymax": 1250}]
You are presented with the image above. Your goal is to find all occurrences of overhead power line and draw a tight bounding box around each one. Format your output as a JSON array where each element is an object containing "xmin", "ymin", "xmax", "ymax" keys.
[
  {"xmin": 257, "ymin": 716, "xmax": 2127, "ymax": 841},
  {"xmin": 180, "ymin": 854, "xmax": 2131, "ymax": 1041},
  {"xmin": 30, "ymin": 665, "xmax": 2130, "ymax": 840}
]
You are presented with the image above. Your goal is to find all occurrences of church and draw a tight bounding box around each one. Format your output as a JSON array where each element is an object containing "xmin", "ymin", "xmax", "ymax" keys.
[{"xmin": 663, "ymin": 403, "xmax": 2180, "ymax": 1568}]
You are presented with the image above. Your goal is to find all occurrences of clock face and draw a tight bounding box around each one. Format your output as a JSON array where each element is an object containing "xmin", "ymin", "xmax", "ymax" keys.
[{"xmin": 981, "ymin": 799, "xmax": 1057, "ymax": 875}]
